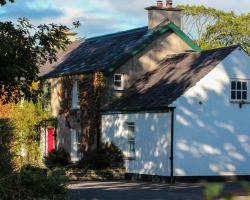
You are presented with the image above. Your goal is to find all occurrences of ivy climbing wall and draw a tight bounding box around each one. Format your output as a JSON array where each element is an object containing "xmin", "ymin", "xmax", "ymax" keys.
[{"xmin": 54, "ymin": 72, "xmax": 105, "ymax": 154}]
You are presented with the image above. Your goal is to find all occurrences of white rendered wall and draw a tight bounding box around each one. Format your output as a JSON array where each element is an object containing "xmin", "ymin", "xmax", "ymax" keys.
[
  {"xmin": 102, "ymin": 112, "xmax": 170, "ymax": 176},
  {"xmin": 173, "ymin": 48, "xmax": 250, "ymax": 176}
]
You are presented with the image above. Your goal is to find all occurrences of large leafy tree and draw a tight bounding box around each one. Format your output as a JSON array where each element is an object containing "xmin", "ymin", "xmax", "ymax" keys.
[
  {"xmin": 0, "ymin": 0, "xmax": 79, "ymax": 103},
  {"xmin": 179, "ymin": 5, "xmax": 250, "ymax": 54},
  {"xmin": 203, "ymin": 13, "xmax": 250, "ymax": 53},
  {"xmin": 178, "ymin": 5, "xmax": 226, "ymax": 46}
]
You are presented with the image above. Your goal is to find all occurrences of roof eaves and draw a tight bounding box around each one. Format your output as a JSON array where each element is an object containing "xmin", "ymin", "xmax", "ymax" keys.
[{"xmin": 101, "ymin": 106, "xmax": 170, "ymax": 113}]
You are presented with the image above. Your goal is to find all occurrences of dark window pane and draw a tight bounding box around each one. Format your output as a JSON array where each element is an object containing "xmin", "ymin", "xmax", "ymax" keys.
[
  {"xmin": 243, "ymin": 91, "xmax": 247, "ymax": 100},
  {"xmin": 242, "ymin": 82, "xmax": 247, "ymax": 90},
  {"xmin": 231, "ymin": 81, "xmax": 236, "ymax": 90},
  {"xmin": 127, "ymin": 123, "xmax": 135, "ymax": 139},
  {"xmin": 128, "ymin": 141, "xmax": 135, "ymax": 152},
  {"xmin": 237, "ymin": 91, "xmax": 242, "ymax": 99},
  {"xmin": 231, "ymin": 91, "xmax": 236, "ymax": 100},
  {"xmin": 115, "ymin": 81, "xmax": 121, "ymax": 87},
  {"xmin": 237, "ymin": 82, "xmax": 242, "ymax": 90},
  {"xmin": 114, "ymin": 75, "xmax": 122, "ymax": 81}
]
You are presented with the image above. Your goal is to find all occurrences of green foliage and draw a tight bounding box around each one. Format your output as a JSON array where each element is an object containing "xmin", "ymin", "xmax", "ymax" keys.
[
  {"xmin": 178, "ymin": 5, "xmax": 250, "ymax": 54},
  {"xmin": 0, "ymin": 0, "xmax": 14, "ymax": 6},
  {"xmin": 0, "ymin": 118, "xmax": 14, "ymax": 176},
  {"xmin": 203, "ymin": 182, "xmax": 250, "ymax": 200},
  {"xmin": 241, "ymin": 181, "xmax": 250, "ymax": 195},
  {"xmin": 0, "ymin": 17, "xmax": 71, "ymax": 104},
  {"xmin": 45, "ymin": 148, "xmax": 71, "ymax": 169},
  {"xmin": 202, "ymin": 13, "xmax": 250, "ymax": 54},
  {"xmin": 203, "ymin": 182, "xmax": 224, "ymax": 200},
  {"xmin": 78, "ymin": 142, "xmax": 124, "ymax": 170},
  {"xmin": 0, "ymin": 0, "xmax": 81, "ymax": 104},
  {"xmin": 0, "ymin": 100, "xmax": 54, "ymax": 170},
  {"xmin": 0, "ymin": 102, "xmax": 65, "ymax": 199},
  {"xmin": 178, "ymin": 5, "xmax": 226, "ymax": 45},
  {"xmin": 9, "ymin": 101, "xmax": 53, "ymax": 169},
  {"xmin": 0, "ymin": 165, "xmax": 68, "ymax": 200}
]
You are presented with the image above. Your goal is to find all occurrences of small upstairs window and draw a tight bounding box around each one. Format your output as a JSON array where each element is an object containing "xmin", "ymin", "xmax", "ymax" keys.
[
  {"xmin": 114, "ymin": 73, "xmax": 124, "ymax": 91},
  {"xmin": 71, "ymin": 80, "xmax": 80, "ymax": 109},
  {"xmin": 231, "ymin": 80, "xmax": 248, "ymax": 101}
]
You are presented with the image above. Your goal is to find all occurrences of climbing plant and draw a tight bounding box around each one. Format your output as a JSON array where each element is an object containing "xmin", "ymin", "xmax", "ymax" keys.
[
  {"xmin": 58, "ymin": 72, "xmax": 105, "ymax": 152},
  {"xmin": 79, "ymin": 72, "xmax": 106, "ymax": 152},
  {"xmin": 61, "ymin": 76, "xmax": 73, "ymax": 114}
]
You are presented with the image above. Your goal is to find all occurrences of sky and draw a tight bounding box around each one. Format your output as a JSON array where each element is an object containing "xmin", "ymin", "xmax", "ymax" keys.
[{"xmin": 0, "ymin": 0, "xmax": 249, "ymax": 38}]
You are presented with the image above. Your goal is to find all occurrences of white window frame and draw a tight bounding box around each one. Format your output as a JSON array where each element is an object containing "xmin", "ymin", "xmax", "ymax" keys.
[
  {"xmin": 71, "ymin": 80, "xmax": 80, "ymax": 109},
  {"xmin": 230, "ymin": 79, "xmax": 248, "ymax": 102},
  {"xmin": 126, "ymin": 122, "xmax": 136, "ymax": 160},
  {"xmin": 114, "ymin": 73, "xmax": 125, "ymax": 91}
]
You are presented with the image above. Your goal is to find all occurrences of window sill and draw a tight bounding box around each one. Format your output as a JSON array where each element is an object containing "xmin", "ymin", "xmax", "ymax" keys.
[
  {"xmin": 113, "ymin": 88, "xmax": 124, "ymax": 92},
  {"xmin": 230, "ymin": 100, "xmax": 250, "ymax": 104},
  {"xmin": 125, "ymin": 157, "xmax": 136, "ymax": 161},
  {"xmin": 71, "ymin": 106, "xmax": 81, "ymax": 110}
]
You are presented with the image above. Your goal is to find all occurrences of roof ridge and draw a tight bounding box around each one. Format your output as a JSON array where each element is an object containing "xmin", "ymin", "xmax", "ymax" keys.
[{"xmin": 86, "ymin": 26, "xmax": 148, "ymax": 41}]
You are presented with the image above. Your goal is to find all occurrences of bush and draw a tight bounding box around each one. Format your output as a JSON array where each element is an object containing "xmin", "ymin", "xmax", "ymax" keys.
[
  {"xmin": 0, "ymin": 165, "xmax": 68, "ymax": 200},
  {"xmin": 78, "ymin": 142, "xmax": 124, "ymax": 170},
  {"xmin": 44, "ymin": 148, "xmax": 71, "ymax": 169}
]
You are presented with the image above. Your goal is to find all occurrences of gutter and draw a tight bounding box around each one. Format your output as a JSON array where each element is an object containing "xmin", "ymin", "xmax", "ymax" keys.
[
  {"xmin": 169, "ymin": 107, "xmax": 176, "ymax": 183},
  {"xmin": 101, "ymin": 106, "xmax": 171, "ymax": 114}
]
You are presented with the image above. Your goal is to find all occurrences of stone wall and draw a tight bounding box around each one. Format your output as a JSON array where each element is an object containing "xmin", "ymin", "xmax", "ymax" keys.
[{"xmin": 105, "ymin": 31, "xmax": 192, "ymax": 103}]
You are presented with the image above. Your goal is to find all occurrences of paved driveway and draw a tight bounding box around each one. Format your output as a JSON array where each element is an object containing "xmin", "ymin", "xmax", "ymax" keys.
[
  {"xmin": 69, "ymin": 181, "xmax": 250, "ymax": 200},
  {"xmin": 69, "ymin": 181, "xmax": 204, "ymax": 200}
]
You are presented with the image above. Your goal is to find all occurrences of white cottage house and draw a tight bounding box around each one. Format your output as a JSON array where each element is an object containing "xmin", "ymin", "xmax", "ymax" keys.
[
  {"xmin": 102, "ymin": 45, "xmax": 250, "ymax": 181},
  {"xmin": 40, "ymin": 0, "xmax": 250, "ymax": 180}
]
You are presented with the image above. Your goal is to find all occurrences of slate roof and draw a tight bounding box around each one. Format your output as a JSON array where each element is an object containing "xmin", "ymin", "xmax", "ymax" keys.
[
  {"xmin": 40, "ymin": 27, "xmax": 148, "ymax": 78},
  {"xmin": 103, "ymin": 45, "xmax": 239, "ymax": 111},
  {"xmin": 40, "ymin": 22, "xmax": 201, "ymax": 78}
]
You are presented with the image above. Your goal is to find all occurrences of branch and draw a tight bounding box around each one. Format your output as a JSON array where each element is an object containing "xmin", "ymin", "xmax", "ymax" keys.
[{"xmin": 0, "ymin": 0, "xmax": 14, "ymax": 6}]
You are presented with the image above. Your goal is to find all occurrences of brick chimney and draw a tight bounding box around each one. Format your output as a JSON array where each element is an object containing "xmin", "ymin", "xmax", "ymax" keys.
[{"xmin": 145, "ymin": 0, "xmax": 182, "ymax": 29}]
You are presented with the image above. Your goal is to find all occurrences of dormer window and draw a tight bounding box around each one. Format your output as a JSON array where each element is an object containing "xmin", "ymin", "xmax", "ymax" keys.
[
  {"xmin": 231, "ymin": 80, "xmax": 248, "ymax": 101},
  {"xmin": 72, "ymin": 80, "xmax": 80, "ymax": 109},
  {"xmin": 114, "ymin": 73, "xmax": 124, "ymax": 91}
]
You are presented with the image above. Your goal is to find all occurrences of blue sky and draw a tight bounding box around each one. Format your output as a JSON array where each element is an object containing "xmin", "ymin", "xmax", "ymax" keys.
[{"xmin": 0, "ymin": 0, "xmax": 249, "ymax": 38}]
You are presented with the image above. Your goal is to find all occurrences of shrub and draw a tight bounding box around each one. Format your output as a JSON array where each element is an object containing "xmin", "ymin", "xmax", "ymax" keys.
[
  {"xmin": 0, "ymin": 101, "xmax": 54, "ymax": 170},
  {"xmin": 0, "ymin": 165, "xmax": 68, "ymax": 200},
  {"xmin": 44, "ymin": 148, "xmax": 71, "ymax": 169},
  {"xmin": 78, "ymin": 142, "xmax": 124, "ymax": 170}
]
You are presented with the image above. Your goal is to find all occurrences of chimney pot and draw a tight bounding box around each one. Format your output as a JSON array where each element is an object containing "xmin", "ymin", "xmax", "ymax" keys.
[
  {"xmin": 166, "ymin": 0, "xmax": 173, "ymax": 9},
  {"xmin": 156, "ymin": 0, "xmax": 163, "ymax": 8}
]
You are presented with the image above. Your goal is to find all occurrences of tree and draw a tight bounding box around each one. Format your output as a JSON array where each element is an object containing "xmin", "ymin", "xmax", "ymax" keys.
[
  {"xmin": 202, "ymin": 13, "xmax": 250, "ymax": 53},
  {"xmin": 178, "ymin": 5, "xmax": 226, "ymax": 46},
  {"xmin": 0, "ymin": 2, "xmax": 79, "ymax": 104},
  {"xmin": 0, "ymin": 0, "xmax": 14, "ymax": 6},
  {"xmin": 178, "ymin": 5, "xmax": 250, "ymax": 54}
]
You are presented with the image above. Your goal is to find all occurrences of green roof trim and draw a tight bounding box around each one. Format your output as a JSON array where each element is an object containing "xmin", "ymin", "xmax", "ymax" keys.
[
  {"xmin": 168, "ymin": 23, "xmax": 202, "ymax": 52},
  {"xmin": 104, "ymin": 22, "xmax": 202, "ymax": 75}
]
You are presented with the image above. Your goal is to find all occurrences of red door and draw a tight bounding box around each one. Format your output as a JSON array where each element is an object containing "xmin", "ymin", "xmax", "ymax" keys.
[{"xmin": 47, "ymin": 128, "xmax": 55, "ymax": 154}]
